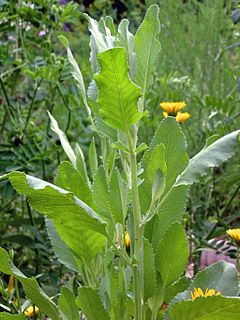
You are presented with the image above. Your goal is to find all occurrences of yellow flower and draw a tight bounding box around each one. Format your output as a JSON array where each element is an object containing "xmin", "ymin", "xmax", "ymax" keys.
[
  {"xmin": 226, "ymin": 228, "xmax": 240, "ymax": 245},
  {"xmin": 191, "ymin": 288, "xmax": 221, "ymax": 301},
  {"xmin": 116, "ymin": 232, "xmax": 131, "ymax": 250},
  {"xmin": 176, "ymin": 112, "xmax": 191, "ymax": 124},
  {"xmin": 160, "ymin": 102, "xmax": 186, "ymax": 115},
  {"xmin": 24, "ymin": 305, "xmax": 40, "ymax": 317},
  {"xmin": 124, "ymin": 232, "xmax": 131, "ymax": 250}
]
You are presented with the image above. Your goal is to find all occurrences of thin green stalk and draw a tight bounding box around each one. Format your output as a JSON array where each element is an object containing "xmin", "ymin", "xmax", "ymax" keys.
[
  {"xmin": 127, "ymin": 130, "xmax": 144, "ymax": 320},
  {"xmin": 23, "ymin": 79, "xmax": 43, "ymax": 135}
]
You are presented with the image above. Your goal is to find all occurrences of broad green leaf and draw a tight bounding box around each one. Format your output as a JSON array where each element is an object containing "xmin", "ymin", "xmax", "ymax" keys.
[
  {"xmin": 48, "ymin": 112, "xmax": 76, "ymax": 167},
  {"xmin": 188, "ymin": 261, "xmax": 239, "ymax": 297},
  {"xmin": 94, "ymin": 47, "xmax": 143, "ymax": 131},
  {"xmin": 8, "ymin": 172, "xmax": 107, "ymax": 263},
  {"xmin": 89, "ymin": 138, "xmax": 98, "ymax": 178},
  {"xmin": 149, "ymin": 117, "xmax": 188, "ymax": 194},
  {"xmin": 76, "ymin": 287, "xmax": 110, "ymax": 320},
  {"xmin": 56, "ymin": 161, "xmax": 93, "ymax": 207},
  {"xmin": 155, "ymin": 223, "xmax": 188, "ymax": 287},
  {"xmin": 58, "ymin": 286, "xmax": 79, "ymax": 320},
  {"xmin": 144, "ymin": 238, "xmax": 156, "ymax": 301},
  {"xmin": 0, "ymin": 314, "xmax": 25, "ymax": 320},
  {"xmin": 164, "ymin": 276, "xmax": 191, "ymax": 304},
  {"xmin": 145, "ymin": 185, "xmax": 188, "ymax": 249},
  {"xmin": 0, "ymin": 248, "xmax": 62, "ymax": 320},
  {"xmin": 134, "ymin": 4, "xmax": 161, "ymax": 99},
  {"xmin": 117, "ymin": 19, "xmax": 136, "ymax": 78},
  {"xmin": 92, "ymin": 166, "xmax": 111, "ymax": 220},
  {"xmin": 176, "ymin": 130, "xmax": 240, "ymax": 185},
  {"xmin": 45, "ymin": 219, "xmax": 79, "ymax": 272},
  {"xmin": 168, "ymin": 296, "xmax": 240, "ymax": 320}
]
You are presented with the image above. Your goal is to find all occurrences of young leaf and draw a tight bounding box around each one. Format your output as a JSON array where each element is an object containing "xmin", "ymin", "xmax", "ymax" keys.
[
  {"xmin": 0, "ymin": 248, "xmax": 62, "ymax": 320},
  {"xmin": 58, "ymin": 286, "xmax": 79, "ymax": 320},
  {"xmin": 109, "ymin": 169, "xmax": 126, "ymax": 224},
  {"xmin": 155, "ymin": 223, "xmax": 189, "ymax": 287},
  {"xmin": 58, "ymin": 36, "xmax": 90, "ymax": 116},
  {"xmin": 176, "ymin": 130, "xmax": 240, "ymax": 185},
  {"xmin": 168, "ymin": 296, "xmax": 240, "ymax": 320},
  {"xmin": 89, "ymin": 138, "xmax": 98, "ymax": 178},
  {"xmin": 76, "ymin": 287, "xmax": 110, "ymax": 320},
  {"xmin": 144, "ymin": 185, "xmax": 188, "ymax": 249},
  {"xmin": 94, "ymin": 47, "xmax": 143, "ymax": 131},
  {"xmin": 48, "ymin": 112, "xmax": 76, "ymax": 167},
  {"xmin": 117, "ymin": 19, "xmax": 136, "ymax": 78},
  {"xmin": 134, "ymin": 4, "xmax": 161, "ymax": 98},
  {"xmin": 149, "ymin": 117, "xmax": 188, "ymax": 194}
]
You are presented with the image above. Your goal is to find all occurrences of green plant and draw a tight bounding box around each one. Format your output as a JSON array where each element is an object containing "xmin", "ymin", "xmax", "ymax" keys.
[{"xmin": 0, "ymin": 4, "xmax": 240, "ymax": 320}]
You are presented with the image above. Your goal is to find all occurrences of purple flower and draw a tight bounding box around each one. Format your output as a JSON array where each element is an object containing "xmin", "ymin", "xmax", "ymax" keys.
[
  {"xmin": 59, "ymin": 0, "xmax": 69, "ymax": 4},
  {"xmin": 63, "ymin": 23, "xmax": 71, "ymax": 32}
]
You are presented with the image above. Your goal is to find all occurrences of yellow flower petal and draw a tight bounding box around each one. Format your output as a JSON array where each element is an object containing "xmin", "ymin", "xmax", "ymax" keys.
[
  {"xmin": 226, "ymin": 228, "xmax": 240, "ymax": 244},
  {"xmin": 176, "ymin": 112, "xmax": 191, "ymax": 124},
  {"xmin": 191, "ymin": 288, "xmax": 221, "ymax": 301},
  {"xmin": 24, "ymin": 305, "xmax": 40, "ymax": 317},
  {"xmin": 160, "ymin": 102, "xmax": 186, "ymax": 115}
]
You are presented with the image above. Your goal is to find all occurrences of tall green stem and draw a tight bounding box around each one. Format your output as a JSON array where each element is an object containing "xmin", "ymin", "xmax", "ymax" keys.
[{"xmin": 128, "ymin": 130, "xmax": 144, "ymax": 320}]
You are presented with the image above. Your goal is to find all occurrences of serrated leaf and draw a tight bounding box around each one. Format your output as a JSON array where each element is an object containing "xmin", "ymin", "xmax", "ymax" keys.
[
  {"xmin": 94, "ymin": 47, "xmax": 143, "ymax": 131},
  {"xmin": 0, "ymin": 248, "xmax": 62, "ymax": 320},
  {"xmin": 48, "ymin": 112, "xmax": 76, "ymax": 167},
  {"xmin": 176, "ymin": 130, "xmax": 239, "ymax": 185},
  {"xmin": 149, "ymin": 117, "xmax": 188, "ymax": 194},
  {"xmin": 164, "ymin": 276, "xmax": 191, "ymax": 304},
  {"xmin": 134, "ymin": 4, "xmax": 161, "ymax": 98},
  {"xmin": 155, "ymin": 223, "xmax": 188, "ymax": 287},
  {"xmin": 117, "ymin": 19, "xmax": 136, "ymax": 78},
  {"xmin": 56, "ymin": 161, "xmax": 93, "ymax": 207},
  {"xmin": 145, "ymin": 185, "xmax": 188, "ymax": 249},
  {"xmin": 76, "ymin": 287, "xmax": 110, "ymax": 320},
  {"xmin": 144, "ymin": 238, "xmax": 156, "ymax": 301},
  {"xmin": 45, "ymin": 219, "xmax": 79, "ymax": 272},
  {"xmin": 60, "ymin": 40, "xmax": 90, "ymax": 115},
  {"xmin": 89, "ymin": 138, "xmax": 98, "ymax": 178},
  {"xmin": 85, "ymin": 14, "xmax": 113, "ymax": 52},
  {"xmin": 168, "ymin": 296, "xmax": 240, "ymax": 320},
  {"xmin": 92, "ymin": 166, "xmax": 111, "ymax": 220},
  {"xmin": 188, "ymin": 261, "xmax": 239, "ymax": 297},
  {"xmin": 8, "ymin": 172, "xmax": 107, "ymax": 263},
  {"xmin": 58, "ymin": 286, "xmax": 79, "ymax": 320}
]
